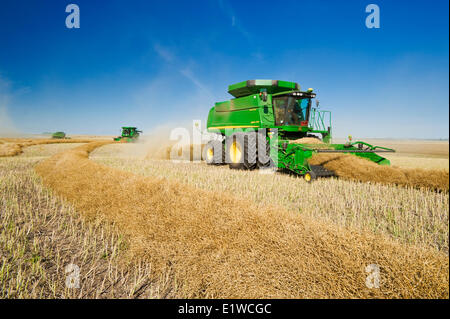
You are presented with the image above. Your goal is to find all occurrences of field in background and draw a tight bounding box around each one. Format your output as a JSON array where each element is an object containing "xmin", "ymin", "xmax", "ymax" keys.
[
  {"xmin": 0, "ymin": 137, "xmax": 102, "ymax": 157},
  {"xmin": 18, "ymin": 143, "xmax": 87, "ymax": 158},
  {"xmin": 0, "ymin": 134, "xmax": 114, "ymax": 140},
  {"xmin": 332, "ymin": 138, "xmax": 449, "ymax": 170},
  {"xmin": 362, "ymin": 139, "xmax": 449, "ymax": 157},
  {"xmin": 385, "ymin": 154, "xmax": 448, "ymax": 171},
  {"xmin": 69, "ymin": 135, "xmax": 115, "ymax": 140},
  {"xmin": 371, "ymin": 139, "xmax": 448, "ymax": 171}
]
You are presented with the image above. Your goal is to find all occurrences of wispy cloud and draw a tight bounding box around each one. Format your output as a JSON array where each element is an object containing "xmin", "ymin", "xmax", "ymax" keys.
[
  {"xmin": 132, "ymin": 72, "xmax": 215, "ymax": 136},
  {"xmin": 153, "ymin": 43, "xmax": 175, "ymax": 63},
  {"xmin": 217, "ymin": 0, "xmax": 251, "ymax": 40},
  {"xmin": 179, "ymin": 68, "xmax": 213, "ymax": 97},
  {"xmin": 130, "ymin": 44, "xmax": 217, "ymax": 132},
  {"xmin": 153, "ymin": 44, "xmax": 213, "ymax": 98}
]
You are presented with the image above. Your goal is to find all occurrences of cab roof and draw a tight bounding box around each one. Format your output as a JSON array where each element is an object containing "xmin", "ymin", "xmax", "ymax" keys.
[{"xmin": 228, "ymin": 80, "xmax": 300, "ymax": 98}]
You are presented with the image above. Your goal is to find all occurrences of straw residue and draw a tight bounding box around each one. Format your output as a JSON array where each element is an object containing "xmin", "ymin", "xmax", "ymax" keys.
[
  {"xmin": 309, "ymin": 153, "xmax": 449, "ymax": 192},
  {"xmin": 290, "ymin": 137, "xmax": 325, "ymax": 144},
  {"xmin": 34, "ymin": 142, "xmax": 448, "ymax": 298}
]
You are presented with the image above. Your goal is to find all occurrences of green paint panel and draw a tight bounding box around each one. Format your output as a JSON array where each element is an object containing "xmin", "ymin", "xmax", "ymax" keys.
[{"xmin": 215, "ymin": 95, "xmax": 259, "ymax": 112}]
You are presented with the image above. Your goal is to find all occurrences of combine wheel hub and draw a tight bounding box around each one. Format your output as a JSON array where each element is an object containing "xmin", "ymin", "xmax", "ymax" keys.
[
  {"xmin": 304, "ymin": 171, "xmax": 317, "ymax": 182},
  {"xmin": 230, "ymin": 141, "xmax": 242, "ymax": 164}
]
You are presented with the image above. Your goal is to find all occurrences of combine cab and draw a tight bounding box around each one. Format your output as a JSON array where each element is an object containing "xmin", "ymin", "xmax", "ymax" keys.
[
  {"xmin": 205, "ymin": 80, "xmax": 395, "ymax": 181},
  {"xmin": 114, "ymin": 127, "xmax": 142, "ymax": 142}
]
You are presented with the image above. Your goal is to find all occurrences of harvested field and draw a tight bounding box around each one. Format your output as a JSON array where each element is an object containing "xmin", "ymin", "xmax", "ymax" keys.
[
  {"xmin": 369, "ymin": 140, "xmax": 448, "ymax": 171},
  {"xmin": 0, "ymin": 138, "xmax": 105, "ymax": 157},
  {"xmin": 145, "ymin": 142, "xmax": 205, "ymax": 161},
  {"xmin": 90, "ymin": 139, "xmax": 204, "ymax": 161},
  {"xmin": 92, "ymin": 154, "xmax": 449, "ymax": 253},
  {"xmin": 384, "ymin": 154, "xmax": 449, "ymax": 171},
  {"xmin": 0, "ymin": 145, "xmax": 162, "ymax": 298},
  {"xmin": 35, "ymin": 142, "xmax": 449, "ymax": 298},
  {"xmin": 0, "ymin": 143, "xmax": 21, "ymax": 157},
  {"xmin": 137, "ymin": 137, "xmax": 449, "ymax": 192},
  {"xmin": 19, "ymin": 143, "xmax": 88, "ymax": 158},
  {"xmin": 360, "ymin": 139, "xmax": 449, "ymax": 158}
]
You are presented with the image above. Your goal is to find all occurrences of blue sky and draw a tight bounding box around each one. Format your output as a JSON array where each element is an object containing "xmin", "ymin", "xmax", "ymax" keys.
[{"xmin": 0, "ymin": 0, "xmax": 448, "ymax": 138}]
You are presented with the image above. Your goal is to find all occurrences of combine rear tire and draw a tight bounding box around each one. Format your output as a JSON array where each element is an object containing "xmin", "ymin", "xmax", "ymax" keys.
[
  {"xmin": 304, "ymin": 171, "xmax": 317, "ymax": 183},
  {"xmin": 226, "ymin": 133, "xmax": 257, "ymax": 170},
  {"xmin": 204, "ymin": 140, "xmax": 224, "ymax": 165}
]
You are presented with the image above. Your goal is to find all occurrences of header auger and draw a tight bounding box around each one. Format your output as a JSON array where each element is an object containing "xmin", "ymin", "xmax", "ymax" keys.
[{"xmin": 205, "ymin": 80, "xmax": 395, "ymax": 181}]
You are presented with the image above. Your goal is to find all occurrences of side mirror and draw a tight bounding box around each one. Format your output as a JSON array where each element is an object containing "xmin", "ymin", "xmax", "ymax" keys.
[{"xmin": 315, "ymin": 99, "xmax": 320, "ymax": 108}]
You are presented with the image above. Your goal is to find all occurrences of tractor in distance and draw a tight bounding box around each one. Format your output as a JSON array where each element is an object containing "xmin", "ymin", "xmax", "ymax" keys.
[
  {"xmin": 113, "ymin": 127, "xmax": 142, "ymax": 142},
  {"xmin": 204, "ymin": 80, "xmax": 395, "ymax": 181},
  {"xmin": 52, "ymin": 132, "xmax": 67, "ymax": 139}
]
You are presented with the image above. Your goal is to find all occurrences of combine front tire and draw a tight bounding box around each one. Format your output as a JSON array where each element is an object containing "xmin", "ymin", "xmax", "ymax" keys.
[
  {"xmin": 204, "ymin": 140, "xmax": 224, "ymax": 165},
  {"xmin": 227, "ymin": 134, "xmax": 245, "ymax": 169}
]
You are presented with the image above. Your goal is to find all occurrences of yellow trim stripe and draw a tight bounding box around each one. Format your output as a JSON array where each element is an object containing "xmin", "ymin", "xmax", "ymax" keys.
[{"xmin": 208, "ymin": 125, "xmax": 259, "ymax": 129}]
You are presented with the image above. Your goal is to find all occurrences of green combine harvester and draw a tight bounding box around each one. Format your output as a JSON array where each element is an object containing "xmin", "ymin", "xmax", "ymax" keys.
[
  {"xmin": 52, "ymin": 132, "xmax": 66, "ymax": 139},
  {"xmin": 205, "ymin": 80, "xmax": 395, "ymax": 181},
  {"xmin": 113, "ymin": 127, "xmax": 142, "ymax": 142}
]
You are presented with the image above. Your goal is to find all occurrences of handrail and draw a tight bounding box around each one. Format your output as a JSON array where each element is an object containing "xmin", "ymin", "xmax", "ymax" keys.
[
  {"xmin": 309, "ymin": 108, "xmax": 331, "ymax": 132},
  {"xmin": 349, "ymin": 141, "xmax": 396, "ymax": 152}
]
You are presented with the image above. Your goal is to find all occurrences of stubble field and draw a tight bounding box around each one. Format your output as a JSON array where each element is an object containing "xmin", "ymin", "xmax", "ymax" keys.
[{"xmin": 0, "ymin": 138, "xmax": 448, "ymax": 298}]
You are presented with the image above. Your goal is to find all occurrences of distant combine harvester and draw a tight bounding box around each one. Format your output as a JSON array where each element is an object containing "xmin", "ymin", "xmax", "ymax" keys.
[
  {"xmin": 114, "ymin": 127, "xmax": 142, "ymax": 143},
  {"xmin": 51, "ymin": 132, "xmax": 68, "ymax": 139}
]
